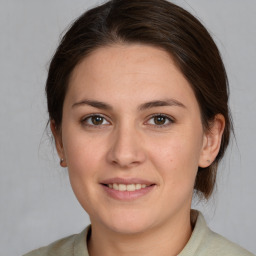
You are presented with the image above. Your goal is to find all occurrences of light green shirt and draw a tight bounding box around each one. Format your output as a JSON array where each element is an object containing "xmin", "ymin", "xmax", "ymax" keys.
[{"xmin": 23, "ymin": 212, "xmax": 254, "ymax": 256}]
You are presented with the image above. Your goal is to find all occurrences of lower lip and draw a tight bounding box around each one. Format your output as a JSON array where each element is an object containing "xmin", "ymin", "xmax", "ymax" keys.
[{"xmin": 101, "ymin": 185, "xmax": 155, "ymax": 201}]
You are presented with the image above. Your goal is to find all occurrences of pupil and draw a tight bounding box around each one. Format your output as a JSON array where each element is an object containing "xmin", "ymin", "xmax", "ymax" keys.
[
  {"xmin": 154, "ymin": 116, "xmax": 165, "ymax": 125},
  {"xmin": 92, "ymin": 116, "xmax": 103, "ymax": 125}
]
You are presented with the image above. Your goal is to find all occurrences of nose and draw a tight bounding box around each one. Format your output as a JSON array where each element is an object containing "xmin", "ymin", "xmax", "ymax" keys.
[{"xmin": 106, "ymin": 124, "xmax": 146, "ymax": 168}]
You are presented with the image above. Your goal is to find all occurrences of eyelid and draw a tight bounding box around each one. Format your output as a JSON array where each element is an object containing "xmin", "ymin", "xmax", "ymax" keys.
[
  {"xmin": 80, "ymin": 113, "xmax": 175, "ymax": 128},
  {"xmin": 145, "ymin": 113, "xmax": 175, "ymax": 127},
  {"xmin": 81, "ymin": 113, "xmax": 111, "ymax": 127}
]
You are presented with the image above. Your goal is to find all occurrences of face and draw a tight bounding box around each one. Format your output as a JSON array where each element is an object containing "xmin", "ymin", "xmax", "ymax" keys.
[{"xmin": 55, "ymin": 44, "xmax": 210, "ymax": 234}]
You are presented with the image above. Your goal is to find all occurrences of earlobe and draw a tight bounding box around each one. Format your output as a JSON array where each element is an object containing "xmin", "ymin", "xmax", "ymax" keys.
[
  {"xmin": 199, "ymin": 114, "xmax": 225, "ymax": 168},
  {"xmin": 50, "ymin": 120, "xmax": 67, "ymax": 167}
]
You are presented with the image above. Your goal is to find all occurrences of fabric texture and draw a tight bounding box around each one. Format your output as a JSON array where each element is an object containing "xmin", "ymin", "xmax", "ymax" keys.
[{"xmin": 23, "ymin": 211, "xmax": 254, "ymax": 256}]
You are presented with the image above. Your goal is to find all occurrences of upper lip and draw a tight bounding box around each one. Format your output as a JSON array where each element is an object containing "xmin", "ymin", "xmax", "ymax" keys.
[{"xmin": 100, "ymin": 177, "xmax": 155, "ymax": 186}]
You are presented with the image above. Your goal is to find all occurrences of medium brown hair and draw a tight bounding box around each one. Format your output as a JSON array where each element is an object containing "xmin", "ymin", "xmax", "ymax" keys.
[{"xmin": 46, "ymin": 0, "xmax": 233, "ymax": 199}]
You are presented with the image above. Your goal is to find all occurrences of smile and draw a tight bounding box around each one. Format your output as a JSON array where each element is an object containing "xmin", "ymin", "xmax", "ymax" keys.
[
  {"xmin": 106, "ymin": 183, "xmax": 149, "ymax": 191},
  {"xmin": 101, "ymin": 181, "xmax": 155, "ymax": 201}
]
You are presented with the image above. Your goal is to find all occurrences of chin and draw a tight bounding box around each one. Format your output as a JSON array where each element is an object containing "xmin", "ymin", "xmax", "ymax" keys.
[
  {"xmin": 100, "ymin": 209, "xmax": 157, "ymax": 235},
  {"xmin": 109, "ymin": 220, "xmax": 152, "ymax": 235}
]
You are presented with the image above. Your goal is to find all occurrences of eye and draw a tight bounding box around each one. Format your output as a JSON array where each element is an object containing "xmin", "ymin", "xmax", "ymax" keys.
[
  {"xmin": 146, "ymin": 114, "xmax": 174, "ymax": 127},
  {"xmin": 82, "ymin": 114, "xmax": 110, "ymax": 127}
]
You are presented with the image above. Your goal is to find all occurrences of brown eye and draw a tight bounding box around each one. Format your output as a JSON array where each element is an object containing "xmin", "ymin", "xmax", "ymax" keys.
[
  {"xmin": 91, "ymin": 116, "xmax": 104, "ymax": 125},
  {"xmin": 147, "ymin": 114, "xmax": 173, "ymax": 127},
  {"xmin": 154, "ymin": 116, "xmax": 167, "ymax": 125},
  {"xmin": 83, "ymin": 115, "xmax": 110, "ymax": 126}
]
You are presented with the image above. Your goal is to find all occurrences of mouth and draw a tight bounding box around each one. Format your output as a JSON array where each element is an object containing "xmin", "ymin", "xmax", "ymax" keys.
[
  {"xmin": 100, "ymin": 178, "xmax": 156, "ymax": 200},
  {"xmin": 101, "ymin": 183, "xmax": 154, "ymax": 192}
]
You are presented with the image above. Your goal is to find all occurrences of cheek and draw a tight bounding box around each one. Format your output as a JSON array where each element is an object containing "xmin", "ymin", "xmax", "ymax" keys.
[
  {"xmin": 61, "ymin": 128, "xmax": 105, "ymax": 213},
  {"xmin": 148, "ymin": 130, "xmax": 202, "ymax": 182},
  {"xmin": 61, "ymin": 125, "xmax": 104, "ymax": 181}
]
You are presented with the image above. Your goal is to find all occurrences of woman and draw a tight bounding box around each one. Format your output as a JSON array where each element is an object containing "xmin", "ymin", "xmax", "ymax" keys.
[{"xmin": 24, "ymin": 0, "xmax": 254, "ymax": 255}]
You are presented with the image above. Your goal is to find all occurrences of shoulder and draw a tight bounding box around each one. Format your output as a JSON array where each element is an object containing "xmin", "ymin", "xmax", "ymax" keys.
[
  {"xmin": 23, "ymin": 234, "xmax": 77, "ymax": 256},
  {"xmin": 204, "ymin": 229, "xmax": 254, "ymax": 256},
  {"xmin": 23, "ymin": 227, "xmax": 89, "ymax": 256},
  {"xmin": 179, "ymin": 211, "xmax": 255, "ymax": 256}
]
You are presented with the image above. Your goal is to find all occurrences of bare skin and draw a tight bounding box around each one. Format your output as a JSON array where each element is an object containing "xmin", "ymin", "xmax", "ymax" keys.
[{"xmin": 51, "ymin": 44, "xmax": 225, "ymax": 256}]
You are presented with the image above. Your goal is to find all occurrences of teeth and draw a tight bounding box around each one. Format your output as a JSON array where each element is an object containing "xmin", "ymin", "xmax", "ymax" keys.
[
  {"xmin": 135, "ymin": 184, "xmax": 141, "ymax": 190},
  {"xmin": 127, "ymin": 184, "xmax": 135, "ymax": 191},
  {"xmin": 119, "ymin": 184, "xmax": 126, "ymax": 191},
  {"xmin": 107, "ymin": 183, "xmax": 150, "ymax": 191}
]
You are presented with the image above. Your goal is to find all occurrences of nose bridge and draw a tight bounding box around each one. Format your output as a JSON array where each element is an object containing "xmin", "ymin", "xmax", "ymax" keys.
[{"xmin": 107, "ymin": 120, "xmax": 146, "ymax": 168}]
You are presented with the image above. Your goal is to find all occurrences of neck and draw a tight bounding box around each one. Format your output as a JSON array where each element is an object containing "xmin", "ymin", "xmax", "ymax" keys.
[{"xmin": 88, "ymin": 210, "xmax": 193, "ymax": 256}]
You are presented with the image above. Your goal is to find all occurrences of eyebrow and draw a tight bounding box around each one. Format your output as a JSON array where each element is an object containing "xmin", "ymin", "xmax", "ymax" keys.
[
  {"xmin": 72, "ymin": 98, "xmax": 186, "ymax": 111},
  {"xmin": 72, "ymin": 99, "xmax": 113, "ymax": 110},
  {"xmin": 138, "ymin": 99, "xmax": 186, "ymax": 111}
]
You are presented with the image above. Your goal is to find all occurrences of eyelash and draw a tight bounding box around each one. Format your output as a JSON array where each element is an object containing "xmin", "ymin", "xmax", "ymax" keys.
[
  {"xmin": 146, "ymin": 114, "xmax": 174, "ymax": 128},
  {"xmin": 81, "ymin": 114, "xmax": 174, "ymax": 128},
  {"xmin": 81, "ymin": 114, "xmax": 110, "ymax": 128}
]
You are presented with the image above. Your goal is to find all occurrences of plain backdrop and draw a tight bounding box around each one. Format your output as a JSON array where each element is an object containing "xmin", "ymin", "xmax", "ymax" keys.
[{"xmin": 0, "ymin": 0, "xmax": 255, "ymax": 255}]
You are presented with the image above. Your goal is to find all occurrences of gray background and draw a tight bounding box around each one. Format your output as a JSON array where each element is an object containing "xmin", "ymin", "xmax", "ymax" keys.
[{"xmin": 0, "ymin": 0, "xmax": 255, "ymax": 255}]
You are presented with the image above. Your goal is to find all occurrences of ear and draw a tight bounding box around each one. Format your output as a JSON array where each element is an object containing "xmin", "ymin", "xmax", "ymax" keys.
[
  {"xmin": 50, "ymin": 120, "xmax": 67, "ymax": 167},
  {"xmin": 199, "ymin": 114, "xmax": 225, "ymax": 168}
]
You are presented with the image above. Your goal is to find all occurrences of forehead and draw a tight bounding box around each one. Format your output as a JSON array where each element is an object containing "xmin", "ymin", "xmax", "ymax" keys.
[
  {"xmin": 67, "ymin": 44, "xmax": 198, "ymax": 110},
  {"xmin": 71, "ymin": 44, "xmax": 179, "ymax": 85}
]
